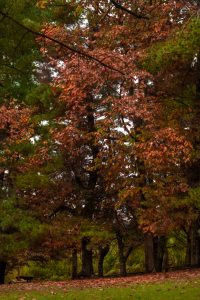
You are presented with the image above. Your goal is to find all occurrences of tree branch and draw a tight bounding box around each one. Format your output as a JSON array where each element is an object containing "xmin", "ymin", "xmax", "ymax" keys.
[
  {"xmin": 1, "ymin": 63, "xmax": 27, "ymax": 75},
  {"xmin": 49, "ymin": 203, "xmax": 77, "ymax": 218},
  {"xmin": 0, "ymin": 11, "xmax": 125, "ymax": 76},
  {"xmin": 121, "ymin": 115, "xmax": 136, "ymax": 141},
  {"xmin": 124, "ymin": 245, "xmax": 133, "ymax": 260},
  {"xmin": 110, "ymin": 0, "xmax": 149, "ymax": 20}
]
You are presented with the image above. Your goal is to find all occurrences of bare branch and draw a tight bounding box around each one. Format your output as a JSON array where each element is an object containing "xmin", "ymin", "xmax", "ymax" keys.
[
  {"xmin": 110, "ymin": 0, "xmax": 149, "ymax": 20},
  {"xmin": 0, "ymin": 11, "xmax": 125, "ymax": 76}
]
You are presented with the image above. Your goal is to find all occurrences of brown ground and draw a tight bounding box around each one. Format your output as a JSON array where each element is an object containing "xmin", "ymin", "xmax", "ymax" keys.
[{"xmin": 1, "ymin": 268, "xmax": 200, "ymax": 293}]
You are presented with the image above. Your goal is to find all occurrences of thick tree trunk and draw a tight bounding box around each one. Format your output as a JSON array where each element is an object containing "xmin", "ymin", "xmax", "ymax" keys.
[
  {"xmin": 162, "ymin": 247, "xmax": 169, "ymax": 272},
  {"xmin": 79, "ymin": 237, "xmax": 93, "ymax": 278},
  {"xmin": 119, "ymin": 256, "xmax": 126, "ymax": 277},
  {"xmin": 154, "ymin": 236, "xmax": 166, "ymax": 272},
  {"xmin": 145, "ymin": 234, "xmax": 166, "ymax": 273},
  {"xmin": 98, "ymin": 245, "xmax": 109, "ymax": 277},
  {"xmin": 71, "ymin": 248, "xmax": 78, "ymax": 279},
  {"xmin": 144, "ymin": 233, "xmax": 156, "ymax": 273},
  {"xmin": 185, "ymin": 223, "xmax": 200, "ymax": 267},
  {"xmin": 0, "ymin": 261, "xmax": 6, "ymax": 284}
]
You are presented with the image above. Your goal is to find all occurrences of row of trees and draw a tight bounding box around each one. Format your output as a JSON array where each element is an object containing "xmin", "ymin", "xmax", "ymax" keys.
[{"xmin": 0, "ymin": 0, "xmax": 200, "ymax": 283}]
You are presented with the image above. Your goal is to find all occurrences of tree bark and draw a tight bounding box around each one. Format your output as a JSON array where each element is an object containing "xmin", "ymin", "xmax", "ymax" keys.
[
  {"xmin": 185, "ymin": 223, "xmax": 200, "ymax": 267},
  {"xmin": 145, "ymin": 233, "xmax": 166, "ymax": 273},
  {"xmin": 162, "ymin": 247, "xmax": 169, "ymax": 272},
  {"xmin": 79, "ymin": 237, "xmax": 93, "ymax": 278},
  {"xmin": 185, "ymin": 231, "xmax": 191, "ymax": 266},
  {"xmin": 116, "ymin": 231, "xmax": 133, "ymax": 276},
  {"xmin": 117, "ymin": 232, "xmax": 126, "ymax": 276},
  {"xmin": 154, "ymin": 236, "xmax": 166, "ymax": 272},
  {"xmin": 98, "ymin": 245, "xmax": 109, "ymax": 277},
  {"xmin": 71, "ymin": 248, "xmax": 78, "ymax": 279},
  {"xmin": 144, "ymin": 233, "xmax": 156, "ymax": 273},
  {"xmin": 0, "ymin": 261, "xmax": 6, "ymax": 284}
]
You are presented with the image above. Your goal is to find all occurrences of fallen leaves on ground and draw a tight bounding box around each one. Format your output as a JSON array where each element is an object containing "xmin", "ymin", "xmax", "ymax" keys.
[{"xmin": 1, "ymin": 268, "xmax": 200, "ymax": 293}]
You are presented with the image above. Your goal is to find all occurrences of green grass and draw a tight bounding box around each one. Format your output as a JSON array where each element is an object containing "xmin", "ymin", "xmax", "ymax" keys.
[{"xmin": 1, "ymin": 278, "xmax": 200, "ymax": 299}]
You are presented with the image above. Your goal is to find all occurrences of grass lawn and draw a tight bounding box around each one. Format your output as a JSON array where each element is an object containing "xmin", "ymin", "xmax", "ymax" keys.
[{"xmin": 0, "ymin": 277, "xmax": 200, "ymax": 300}]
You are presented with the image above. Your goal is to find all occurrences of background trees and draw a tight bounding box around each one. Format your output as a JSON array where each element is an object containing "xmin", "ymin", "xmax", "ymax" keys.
[{"xmin": 0, "ymin": 0, "xmax": 199, "ymax": 282}]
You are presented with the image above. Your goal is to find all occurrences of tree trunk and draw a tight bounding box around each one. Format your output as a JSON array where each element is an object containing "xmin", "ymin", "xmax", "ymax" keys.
[
  {"xmin": 116, "ymin": 231, "xmax": 133, "ymax": 276},
  {"xmin": 145, "ymin": 233, "xmax": 166, "ymax": 273},
  {"xmin": 71, "ymin": 248, "xmax": 78, "ymax": 279},
  {"xmin": 185, "ymin": 231, "xmax": 191, "ymax": 266},
  {"xmin": 154, "ymin": 236, "xmax": 166, "ymax": 272},
  {"xmin": 144, "ymin": 233, "xmax": 156, "ymax": 273},
  {"xmin": 98, "ymin": 245, "xmax": 109, "ymax": 277},
  {"xmin": 79, "ymin": 237, "xmax": 93, "ymax": 278},
  {"xmin": 116, "ymin": 232, "xmax": 127, "ymax": 276},
  {"xmin": 185, "ymin": 223, "xmax": 200, "ymax": 267},
  {"xmin": 162, "ymin": 246, "xmax": 169, "ymax": 272},
  {"xmin": 119, "ymin": 256, "xmax": 126, "ymax": 277},
  {"xmin": 0, "ymin": 261, "xmax": 6, "ymax": 284}
]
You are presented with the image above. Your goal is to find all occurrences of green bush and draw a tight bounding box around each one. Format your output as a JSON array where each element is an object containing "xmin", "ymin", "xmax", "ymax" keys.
[{"xmin": 24, "ymin": 259, "xmax": 71, "ymax": 280}]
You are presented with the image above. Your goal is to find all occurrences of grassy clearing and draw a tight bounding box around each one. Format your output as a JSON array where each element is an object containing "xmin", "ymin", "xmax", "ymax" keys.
[{"xmin": 0, "ymin": 277, "xmax": 200, "ymax": 300}]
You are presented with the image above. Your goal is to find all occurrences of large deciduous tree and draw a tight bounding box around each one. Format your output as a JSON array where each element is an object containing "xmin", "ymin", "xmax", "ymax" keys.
[
  {"xmin": 34, "ymin": 0, "xmax": 195, "ymax": 275},
  {"xmin": 0, "ymin": 0, "xmax": 199, "ymax": 279}
]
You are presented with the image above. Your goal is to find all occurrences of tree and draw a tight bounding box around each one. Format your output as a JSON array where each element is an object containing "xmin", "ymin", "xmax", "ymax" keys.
[
  {"xmin": 34, "ymin": 0, "xmax": 195, "ymax": 275},
  {"xmin": 143, "ymin": 7, "xmax": 200, "ymax": 267},
  {"xmin": 0, "ymin": 0, "xmax": 198, "ymax": 280},
  {"xmin": 0, "ymin": 103, "xmax": 45, "ymax": 284}
]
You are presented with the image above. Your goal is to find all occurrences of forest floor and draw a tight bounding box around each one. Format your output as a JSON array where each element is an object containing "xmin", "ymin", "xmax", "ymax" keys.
[{"xmin": 1, "ymin": 268, "xmax": 200, "ymax": 299}]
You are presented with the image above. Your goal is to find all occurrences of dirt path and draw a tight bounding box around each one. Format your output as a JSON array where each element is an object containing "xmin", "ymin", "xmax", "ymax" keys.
[{"xmin": 1, "ymin": 268, "xmax": 200, "ymax": 293}]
